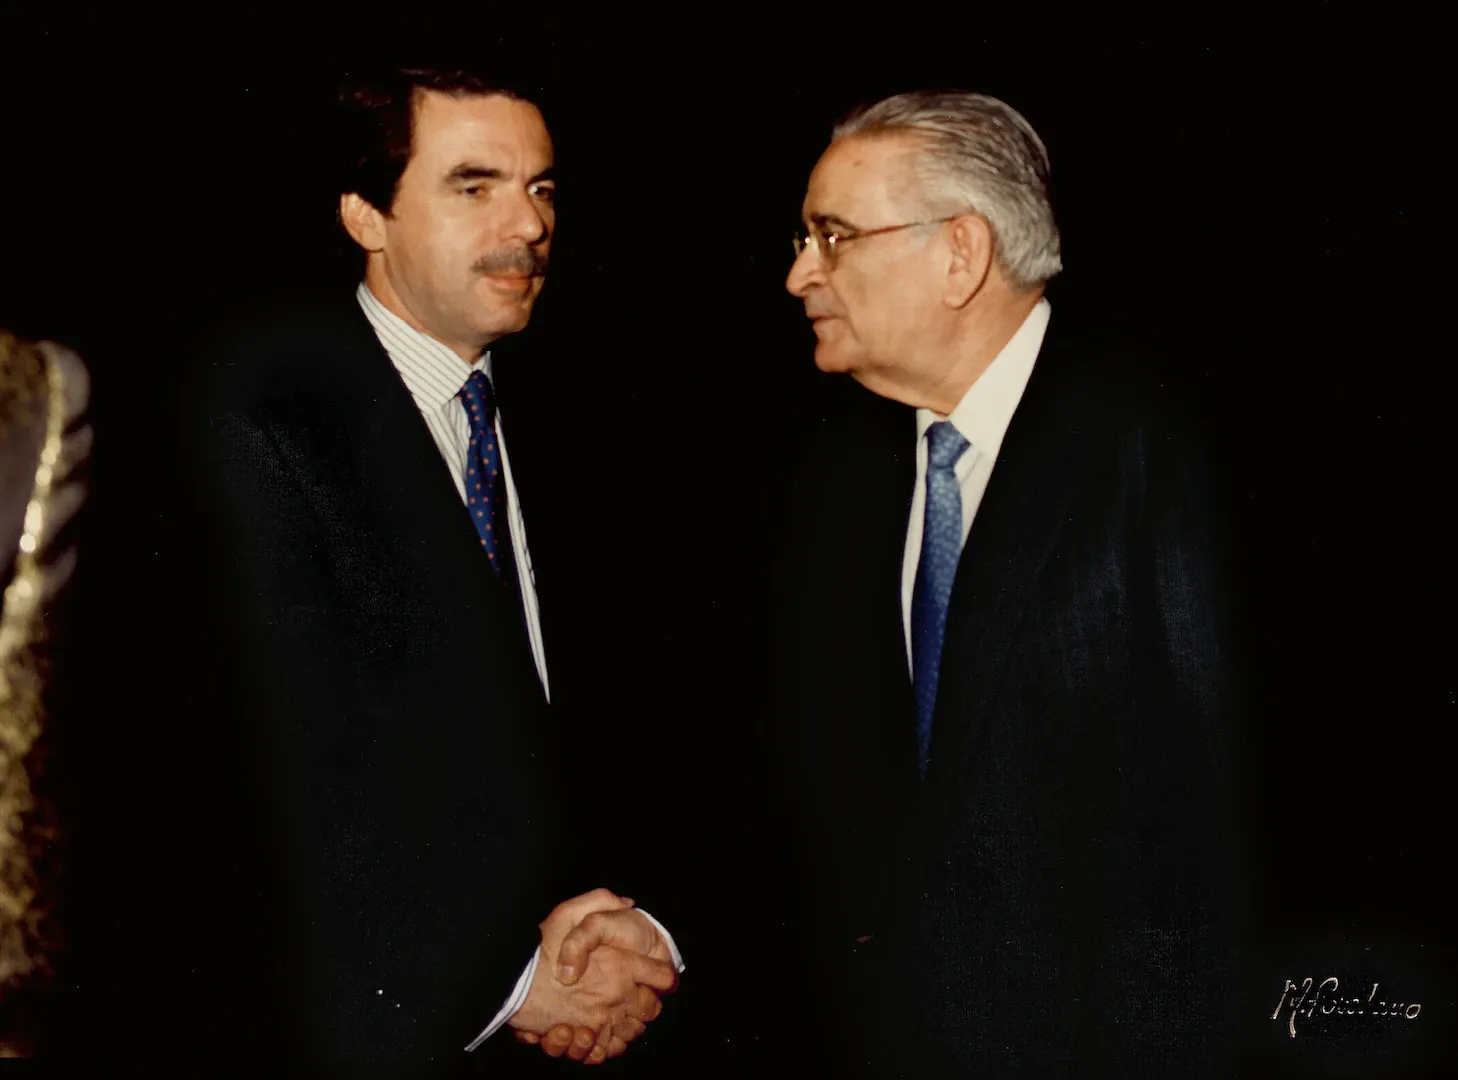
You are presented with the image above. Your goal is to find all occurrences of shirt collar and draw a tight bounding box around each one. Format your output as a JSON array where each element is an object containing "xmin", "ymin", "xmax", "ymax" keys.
[
  {"xmin": 356, "ymin": 281, "xmax": 491, "ymax": 412},
  {"xmin": 916, "ymin": 297, "xmax": 1052, "ymax": 457}
]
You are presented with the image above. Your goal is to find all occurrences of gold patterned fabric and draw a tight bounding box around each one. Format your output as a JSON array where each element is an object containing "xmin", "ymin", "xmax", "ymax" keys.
[{"xmin": 0, "ymin": 333, "xmax": 91, "ymax": 1056}]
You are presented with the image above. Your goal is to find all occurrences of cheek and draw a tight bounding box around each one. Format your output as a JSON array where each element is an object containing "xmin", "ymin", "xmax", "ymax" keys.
[
  {"xmin": 391, "ymin": 214, "xmax": 456, "ymax": 281},
  {"xmin": 442, "ymin": 222, "xmax": 482, "ymax": 275},
  {"xmin": 832, "ymin": 274, "xmax": 918, "ymax": 370},
  {"xmin": 839, "ymin": 277, "xmax": 888, "ymax": 344},
  {"xmin": 867, "ymin": 276, "xmax": 923, "ymax": 338},
  {"xmin": 420, "ymin": 202, "xmax": 481, "ymax": 264}
]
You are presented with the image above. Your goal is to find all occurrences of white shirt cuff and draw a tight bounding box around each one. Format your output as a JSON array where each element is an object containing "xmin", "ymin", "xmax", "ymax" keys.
[
  {"xmin": 462, "ymin": 910, "xmax": 685, "ymax": 1052},
  {"xmin": 464, "ymin": 947, "xmax": 541, "ymax": 1051},
  {"xmin": 634, "ymin": 909, "xmax": 687, "ymax": 973}
]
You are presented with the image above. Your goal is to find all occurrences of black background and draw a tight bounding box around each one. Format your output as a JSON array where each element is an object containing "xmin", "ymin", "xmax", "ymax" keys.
[{"xmin": 2, "ymin": 6, "xmax": 1449, "ymax": 1073}]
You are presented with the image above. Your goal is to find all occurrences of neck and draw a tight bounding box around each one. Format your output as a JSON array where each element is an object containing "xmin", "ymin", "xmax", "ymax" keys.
[
  {"xmin": 364, "ymin": 260, "xmax": 483, "ymax": 366},
  {"xmin": 869, "ymin": 287, "xmax": 1042, "ymax": 416}
]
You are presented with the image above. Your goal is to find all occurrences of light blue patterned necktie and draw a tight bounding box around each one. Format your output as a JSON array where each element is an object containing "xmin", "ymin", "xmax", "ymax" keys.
[{"xmin": 911, "ymin": 420, "xmax": 971, "ymax": 775}]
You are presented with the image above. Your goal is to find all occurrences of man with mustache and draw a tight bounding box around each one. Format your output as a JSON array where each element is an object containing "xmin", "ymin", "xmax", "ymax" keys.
[
  {"xmin": 190, "ymin": 67, "xmax": 681, "ymax": 1068},
  {"xmin": 769, "ymin": 90, "xmax": 1243, "ymax": 1074}
]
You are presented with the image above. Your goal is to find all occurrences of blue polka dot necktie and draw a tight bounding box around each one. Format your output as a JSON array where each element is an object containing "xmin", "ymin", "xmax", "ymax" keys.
[
  {"xmin": 459, "ymin": 370, "xmax": 510, "ymax": 578},
  {"xmin": 911, "ymin": 420, "xmax": 971, "ymax": 775}
]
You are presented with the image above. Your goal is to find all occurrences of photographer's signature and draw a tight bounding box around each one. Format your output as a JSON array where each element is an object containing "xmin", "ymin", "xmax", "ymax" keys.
[{"xmin": 1273, "ymin": 977, "xmax": 1421, "ymax": 1038}]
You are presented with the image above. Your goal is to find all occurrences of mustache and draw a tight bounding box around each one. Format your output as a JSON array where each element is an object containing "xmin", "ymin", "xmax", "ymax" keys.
[{"xmin": 473, "ymin": 248, "xmax": 548, "ymax": 276}]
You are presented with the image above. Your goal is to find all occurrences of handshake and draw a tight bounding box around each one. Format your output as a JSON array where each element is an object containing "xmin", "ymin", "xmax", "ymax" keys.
[{"xmin": 508, "ymin": 888, "xmax": 680, "ymax": 1066}]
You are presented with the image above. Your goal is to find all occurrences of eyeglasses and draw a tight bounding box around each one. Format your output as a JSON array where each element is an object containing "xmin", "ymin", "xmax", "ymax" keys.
[{"xmin": 791, "ymin": 216, "xmax": 961, "ymax": 271}]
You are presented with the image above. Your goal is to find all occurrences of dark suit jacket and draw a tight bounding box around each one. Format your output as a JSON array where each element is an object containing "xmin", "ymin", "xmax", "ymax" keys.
[
  {"xmin": 765, "ymin": 306, "xmax": 1245, "ymax": 1075},
  {"xmin": 178, "ymin": 289, "xmax": 591, "ymax": 1067}
]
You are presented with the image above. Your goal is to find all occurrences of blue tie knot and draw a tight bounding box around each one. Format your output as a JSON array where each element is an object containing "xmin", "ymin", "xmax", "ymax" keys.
[
  {"xmin": 459, "ymin": 370, "xmax": 497, "ymax": 436},
  {"xmin": 926, "ymin": 420, "xmax": 970, "ymax": 470}
]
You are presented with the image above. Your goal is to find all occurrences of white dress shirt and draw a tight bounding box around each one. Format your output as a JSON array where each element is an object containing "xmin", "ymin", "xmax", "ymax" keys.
[
  {"xmin": 901, "ymin": 298, "xmax": 1052, "ymax": 668},
  {"xmin": 355, "ymin": 283, "xmax": 684, "ymax": 1051}
]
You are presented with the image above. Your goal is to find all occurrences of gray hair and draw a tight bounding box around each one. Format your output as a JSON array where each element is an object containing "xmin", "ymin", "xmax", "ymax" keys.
[{"xmin": 833, "ymin": 90, "xmax": 1062, "ymax": 289}]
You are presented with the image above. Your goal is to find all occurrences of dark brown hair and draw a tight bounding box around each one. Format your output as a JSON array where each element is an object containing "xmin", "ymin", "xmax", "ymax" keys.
[{"xmin": 335, "ymin": 67, "xmax": 541, "ymax": 214}]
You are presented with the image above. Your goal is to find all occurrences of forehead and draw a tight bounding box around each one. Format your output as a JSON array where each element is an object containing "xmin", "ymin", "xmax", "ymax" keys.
[
  {"xmin": 409, "ymin": 90, "xmax": 554, "ymax": 170},
  {"xmin": 803, "ymin": 132, "xmax": 920, "ymax": 220}
]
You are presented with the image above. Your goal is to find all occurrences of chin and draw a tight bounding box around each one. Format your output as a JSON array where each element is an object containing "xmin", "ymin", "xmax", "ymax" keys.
[
  {"xmin": 478, "ymin": 307, "xmax": 535, "ymax": 339},
  {"xmin": 812, "ymin": 341, "xmax": 858, "ymax": 374}
]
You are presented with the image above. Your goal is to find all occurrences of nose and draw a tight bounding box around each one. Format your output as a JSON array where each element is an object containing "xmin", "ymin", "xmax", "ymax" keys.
[
  {"xmin": 785, "ymin": 243, "xmax": 823, "ymax": 298},
  {"xmin": 502, "ymin": 186, "xmax": 551, "ymax": 247}
]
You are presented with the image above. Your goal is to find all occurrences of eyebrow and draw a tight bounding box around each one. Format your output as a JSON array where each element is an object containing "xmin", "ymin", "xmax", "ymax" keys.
[
  {"xmin": 445, "ymin": 164, "xmax": 556, "ymax": 187},
  {"xmin": 808, "ymin": 212, "xmax": 858, "ymax": 232},
  {"xmin": 446, "ymin": 164, "xmax": 505, "ymax": 184}
]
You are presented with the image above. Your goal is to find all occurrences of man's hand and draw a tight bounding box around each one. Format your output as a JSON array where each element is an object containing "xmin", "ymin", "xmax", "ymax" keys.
[
  {"xmin": 555, "ymin": 906, "xmax": 675, "ymax": 987},
  {"xmin": 514, "ymin": 985, "xmax": 662, "ymax": 1065},
  {"xmin": 508, "ymin": 889, "xmax": 677, "ymax": 1064}
]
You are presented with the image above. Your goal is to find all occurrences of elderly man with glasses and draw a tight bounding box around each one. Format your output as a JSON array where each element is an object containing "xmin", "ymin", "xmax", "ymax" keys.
[{"xmin": 767, "ymin": 90, "xmax": 1245, "ymax": 1075}]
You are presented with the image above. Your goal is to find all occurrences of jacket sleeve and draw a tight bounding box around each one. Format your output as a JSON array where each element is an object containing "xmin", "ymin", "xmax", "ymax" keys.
[{"xmin": 1120, "ymin": 405, "xmax": 1247, "ymax": 1073}]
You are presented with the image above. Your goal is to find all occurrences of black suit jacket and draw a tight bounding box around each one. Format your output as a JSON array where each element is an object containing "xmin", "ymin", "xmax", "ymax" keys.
[
  {"xmin": 180, "ymin": 290, "xmax": 590, "ymax": 1067},
  {"xmin": 766, "ymin": 306, "xmax": 1245, "ymax": 1075}
]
